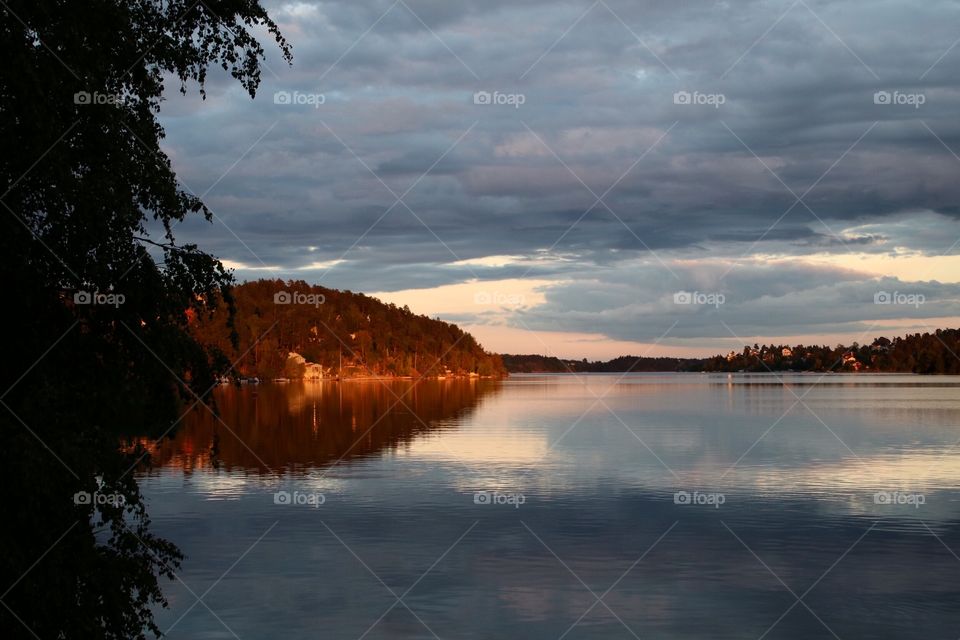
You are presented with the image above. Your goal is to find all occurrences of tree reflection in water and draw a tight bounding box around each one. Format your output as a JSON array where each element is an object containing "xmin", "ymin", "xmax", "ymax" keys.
[{"xmin": 135, "ymin": 379, "xmax": 503, "ymax": 474}]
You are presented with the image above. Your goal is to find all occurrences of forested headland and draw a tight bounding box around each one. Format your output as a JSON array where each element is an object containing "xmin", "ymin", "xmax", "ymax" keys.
[{"xmin": 191, "ymin": 279, "xmax": 507, "ymax": 379}]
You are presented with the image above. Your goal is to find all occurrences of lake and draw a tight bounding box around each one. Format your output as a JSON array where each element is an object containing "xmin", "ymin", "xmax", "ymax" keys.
[{"xmin": 139, "ymin": 373, "xmax": 960, "ymax": 639}]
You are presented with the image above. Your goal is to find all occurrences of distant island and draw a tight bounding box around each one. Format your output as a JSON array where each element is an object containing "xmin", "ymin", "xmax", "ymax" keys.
[
  {"xmin": 191, "ymin": 279, "xmax": 507, "ymax": 380},
  {"xmin": 503, "ymin": 328, "xmax": 960, "ymax": 375}
]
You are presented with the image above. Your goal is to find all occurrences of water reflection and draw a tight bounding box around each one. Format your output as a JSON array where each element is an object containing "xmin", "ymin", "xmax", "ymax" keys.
[
  {"xmin": 138, "ymin": 379, "xmax": 502, "ymax": 474},
  {"xmin": 138, "ymin": 374, "xmax": 960, "ymax": 639}
]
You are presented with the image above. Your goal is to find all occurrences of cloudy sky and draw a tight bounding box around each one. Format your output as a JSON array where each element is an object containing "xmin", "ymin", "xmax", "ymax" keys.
[{"xmin": 157, "ymin": 0, "xmax": 960, "ymax": 358}]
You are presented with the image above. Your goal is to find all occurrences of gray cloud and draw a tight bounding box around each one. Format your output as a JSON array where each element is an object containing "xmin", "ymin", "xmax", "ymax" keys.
[
  {"xmin": 153, "ymin": 0, "xmax": 960, "ymax": 347},
  {"xmin": 508, "ymin": 263, "xmax": 960, "ymax": 343}
]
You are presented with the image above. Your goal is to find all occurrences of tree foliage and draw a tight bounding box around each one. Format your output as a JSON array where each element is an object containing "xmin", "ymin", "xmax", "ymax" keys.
[
  {"xmin": 696, "ymin": 330, "xmax": 960, "ymax": 374},
  {"xmin": 504, "ymin": 329, "xmax": 960, "ymax": 374},
  {"xmin": 1, "ymin": 1, "xmax": 288, "ymax": 637},
  {"xmin": 191, "ymin": 279, "xmax": 507, "ymax": 379},
  {"xmin": 502, "ymin": 354, "xmax": 695, "ymax": 373}
]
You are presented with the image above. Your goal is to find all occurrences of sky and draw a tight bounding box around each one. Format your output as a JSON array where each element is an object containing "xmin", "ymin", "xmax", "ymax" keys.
[{"xmin": 156, "ymin": 0, "xmax": 960, "ymax": 358}]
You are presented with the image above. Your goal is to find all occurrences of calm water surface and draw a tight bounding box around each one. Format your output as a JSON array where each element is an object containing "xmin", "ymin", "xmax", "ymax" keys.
[{"xmin": 139, "ymin": 373, "xmax": 960, "ymax": 639}]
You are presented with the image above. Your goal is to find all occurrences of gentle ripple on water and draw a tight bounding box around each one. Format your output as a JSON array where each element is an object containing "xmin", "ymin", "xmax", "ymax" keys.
[{"xmin": 138, "ymin": 374, "xmax": 960, "ymax": 639}]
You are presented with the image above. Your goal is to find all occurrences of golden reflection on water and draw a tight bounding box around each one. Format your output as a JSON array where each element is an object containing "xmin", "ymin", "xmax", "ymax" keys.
[
  {"xmin": 135, "ymin": 374, "xmax": 960, "ymax": 503},
  {"xmin": 137, "ymin": 379, "xmax": 502, "ymax": 474}
]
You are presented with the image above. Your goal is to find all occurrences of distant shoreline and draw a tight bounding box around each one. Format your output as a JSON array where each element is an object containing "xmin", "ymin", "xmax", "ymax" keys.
[
  {"xmin": 501, "ymin": 329, "xmax": 960, "ymax": 376},
  {"xmin": 231, "ymin": 374, "xmax": 503, "ymax": 384}
]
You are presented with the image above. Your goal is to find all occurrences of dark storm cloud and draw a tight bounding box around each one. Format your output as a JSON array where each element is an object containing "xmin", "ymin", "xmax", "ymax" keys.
[{"xmin": 154, "ymin": 0, "xmax": 960, "ymax": 343}]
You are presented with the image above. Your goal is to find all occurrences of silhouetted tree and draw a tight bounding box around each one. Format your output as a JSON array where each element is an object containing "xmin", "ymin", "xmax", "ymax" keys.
[{"xmin": 1, "ymin": 1, "xmax": 289, "ymax": 638}]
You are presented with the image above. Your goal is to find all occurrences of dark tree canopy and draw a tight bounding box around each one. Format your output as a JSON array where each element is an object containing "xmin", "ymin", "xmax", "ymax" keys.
[{"xmin": 0, "ymin": 1, "xmax": 288, "ymax": 638}]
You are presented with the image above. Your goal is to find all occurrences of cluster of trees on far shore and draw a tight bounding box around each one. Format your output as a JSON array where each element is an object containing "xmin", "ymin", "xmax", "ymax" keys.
[
  {"xmin": 503, "ymin": 329, "xmax": 960, "ymax": 374},
  {"xmin": 191, "ymin": 279, "xmax": 507, "ymax": 379},
  {"xmin": 501, "ymin": 354, "xmax": 699, "ymax": 373},
  {"xmin": 696, "ymin": 329, "xmax": 960, "ymax": 373}
]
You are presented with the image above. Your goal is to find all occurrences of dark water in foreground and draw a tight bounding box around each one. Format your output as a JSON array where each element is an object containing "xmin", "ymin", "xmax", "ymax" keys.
[{"xmin": 140, "ymin": 374, "xmax": 960, "ymax": 639}]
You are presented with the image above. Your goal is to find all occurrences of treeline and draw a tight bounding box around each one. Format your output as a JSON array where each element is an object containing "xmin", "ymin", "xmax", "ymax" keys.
[
  {"xmin": 502, "ymin": 354, "xmax": 700, "ymax": 373},
  {"xmin": 698, "ymin": 329, "xmax": 960, "ymax": 374},
  {"xmin": 503, "ymin": 329, "xmax": 960, "ymax": 375},
  {"xmin": 191, "ymin": 279, "xmax": 506, "ymax": 379}
]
